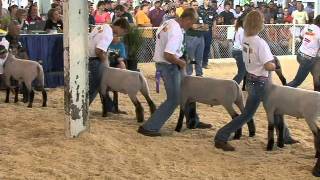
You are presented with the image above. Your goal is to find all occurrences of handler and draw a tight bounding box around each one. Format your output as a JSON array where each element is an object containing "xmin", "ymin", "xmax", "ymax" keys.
[
  {"xmin": 287, "ymin": 15, "xmax": 320, "ymax": 88},
  {"xmin": 88, "ymin": 18, "xmax": 130, "ymax": 109},
  {"xmin": 138, "ymin": 8, "xmax": 211, "ymax": 137},
  {"xmin": 214, "ymin": 11, "xmax": 297, "ymax": 151}
]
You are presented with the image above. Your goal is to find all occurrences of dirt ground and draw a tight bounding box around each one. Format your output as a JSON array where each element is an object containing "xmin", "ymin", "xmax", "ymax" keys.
[{"xmin": 0, "ymin": 56, "xmax": 319, "ymax": 180}]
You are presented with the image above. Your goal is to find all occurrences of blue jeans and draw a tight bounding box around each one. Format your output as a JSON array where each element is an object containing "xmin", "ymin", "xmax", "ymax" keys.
[
  {"xmin": 215, "ymin": 79, "xmax": 267, "ymax": 142},
  {"xmin": 214, "ymin": 78, "xmax": 293, "ymax": 142},
  {"xmin": 202, "ymin": 30, "xmax": 212, "ymax": 67},
  {"xmin": 88, "ymin": 59, "xmax": 114, "ymax": 111},
  {"xmin": 287, "ymin": 54, "xmax": 317, "ymax": 88},
  {"xmin": 185, "ymin": 35, "xmax": 205, "ymax": 76},
  {"xmin": 232, "ymin": 49, "xmax": 246, "ymax": 84},
  {"xmin": 142, "ymin": 63, "xmax": 181, "ymax": 131}
]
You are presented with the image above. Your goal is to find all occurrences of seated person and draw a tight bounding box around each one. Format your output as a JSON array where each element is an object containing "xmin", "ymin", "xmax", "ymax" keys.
[
  {"xmin": 5, "ymin": 20, "xmax": 28, "ymax": 59},
  {"xmin": 44, "ymin": 8, "xmax": 63, "ymax": 33},
  {"xmin": 16, "ymin": 9, "xmax": 29, "ymax": 31},
  {"xmin": 108, "ymin": 36, "xmax": 127, "ymax": 69},
  {"xmin": 27, "ymin": 4, "xmax": 42, "ymax": 24}
]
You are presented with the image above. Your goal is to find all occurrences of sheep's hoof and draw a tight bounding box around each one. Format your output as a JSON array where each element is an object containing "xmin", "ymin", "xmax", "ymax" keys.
[
  {"xmin": 234, "ymin": 129, "xmax": 242, "ymax": 140},
  {"xmin": 249, "ymin": 131, "xmax": 256, "ymax": 137},
  {"xmin": 137, "ymin": 119, "xmax": 144, "ymax": 123},
  {"xmin": 102, "ymin": 114, "xmax": 107, "ymax": 117},
  {"xmin": 267, "ymin": 140, "xmax": 274, "ymax": 151},
  {"xmin": 5, "ymin": 100, "xmax": 9, "ymax": 103},
  {"xmin": 315, "ymin": 151, "xmax": 320, "ymax": 158},
  {"xmin": 313, "ymin": 161, "xmax": 320, "ymax": 177},
  {"xmin": 27, "ymin": 105, "xmax": 32, "ymax": 108},
  {"xmin": 277, "ymin": 142, "xmax": 284, "ymax": 148},
  {"xmin": 42, "ymin": 104, "xmax": 47, "ymax": 107}
]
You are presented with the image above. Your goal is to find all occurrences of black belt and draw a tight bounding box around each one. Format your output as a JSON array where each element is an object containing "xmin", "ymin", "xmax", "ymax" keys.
[
  {"xmin": 247, "ymin": 73, "xmax": 268, "ymax": 81},
  {"xmin": 298, "ymin": 51, "xmax": 313, "ymax": 60},
  {"xmin": 89, "ymin": 57, "xmax": 100, "ymax": 61}
]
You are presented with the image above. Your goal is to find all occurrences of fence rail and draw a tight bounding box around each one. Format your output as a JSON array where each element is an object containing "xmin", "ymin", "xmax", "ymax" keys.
[{"xmin": 135, "ymin": 24, "xmax": 306, "ymax": 63}]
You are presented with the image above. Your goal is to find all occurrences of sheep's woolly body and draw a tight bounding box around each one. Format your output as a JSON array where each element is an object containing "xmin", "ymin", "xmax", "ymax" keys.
[{"xmin": 4, "ymin": 54, "xmax": 44, "ymax": 89}]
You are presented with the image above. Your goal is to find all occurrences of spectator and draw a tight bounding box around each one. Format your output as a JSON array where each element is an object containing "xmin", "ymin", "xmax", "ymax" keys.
[
  {"xmin": 148, "ymin": 0, "xmax": 165, "ymax": 27},
  {"xmin": 16, "ymin": 9, "xmax": 29, "ymax": 31},
  {"xmin": 44, "ymin": 8, "xmax": 63, "ymax": 33},
  {"xmin": 305, "ymin": 2, "xmax": 314, "ymax": 24},
  {"xmin": 260, "ymin": 3, "xmax": 271, "ymax": 24},
  {"xmin": 292, "ymin": 3, "xmax": 309, "ymax": 24},
  {"xmin": 8, "ymin": 5, "xmax": 18, "ymax": 20},
  {"xmin": 219, "ymin": 3, "xmax": 234, "ymax": 25},
  {"xmin": 279, "ymin": 21, "xmax": 292, "ymax": 54},
  {"xmin": 176, "ymin": 0, "xmax": 189, "ymax": 17},
  {"xmin": 88, "ymin": 1, "xmax": 95, "ymax": 32},
  {"xmin": 5, "ymin": 20, "xmax": 28, "ymax": 59},
  {"xmin": 112, "ymin": 5, "xmax": 133, "ymax": 24},
  {"xmin": 136, "ymin": 4, "xmax": 153, "ymax": 61},
  {"xmin": 51, "ymin": 3, "xmax": 63, "ymax": 15},
  {"xmin": 198, "ymin": 0, "xmax": 217, "ymax": 68},
  {"xmin": 94, "ymin": 1, "xmax": 111, "ymax": 24},
  {"xmin": 266, "ymin": 17, "xmax": 281, "ymax": 55},
  {"xmin": 283, "ymin": 7, "xmax": 293, "ymax": 23},
  {"xmin": 233, "ymin": 5, "xmax": 242, "ymax": 19},
  {"xmin": 0, "ymin": 0, "xmax": 10, "ymax": 30},
  {"xmin": 162, "ymin": 5, "xmax": 176, "ymax": 22},
  {"xmin": 108, "ymin": 36, "xmax": 127, "ymax": 69},
  {"xmin": 27, "ymin": 4, "xmax": 42, "ymax": 24},
  {"xmin": 135, "ymin": 4, "xmax": 152, "ymax": 27},
  {"xmin": 288, "ymin": 0, "xmax": 297, "ymax": 15},
  {"xmin": 268, "ymin": 1, "xmax": 278, "ymax": 20}
]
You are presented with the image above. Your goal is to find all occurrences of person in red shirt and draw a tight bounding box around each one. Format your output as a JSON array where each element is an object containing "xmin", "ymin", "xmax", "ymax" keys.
[
  {"xmin": 283, "ymin": 7, "xmax": 293, "ymax": 23},
  {"xmin": 26, "ymin": 4, "xmax": 42, "ymax": 24}
]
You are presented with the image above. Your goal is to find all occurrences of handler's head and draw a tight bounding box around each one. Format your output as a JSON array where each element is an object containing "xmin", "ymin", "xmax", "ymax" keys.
[
  {"xmin": 179, "ymin": 8, "xmax": 198, "ymax": 30},
  {"xmin": 243, "ymin": 10, "xmax": 264, "ymax": 36}
]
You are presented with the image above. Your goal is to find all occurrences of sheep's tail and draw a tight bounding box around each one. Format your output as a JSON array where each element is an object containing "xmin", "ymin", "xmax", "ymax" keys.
[
  {"xmin": 139, "ymin": 72, "xmax": 151, "ymax": 97},
  {"xmin": 234, "ymin": 82, "xmax": 244, "ymax": 113},
  {"xmin": 36, "ymin": 63, "xmax": 45, "ymax": 89}
]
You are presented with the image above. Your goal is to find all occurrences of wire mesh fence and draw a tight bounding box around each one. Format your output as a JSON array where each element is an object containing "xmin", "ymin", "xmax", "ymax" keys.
[{"xmin": 134, "ymin": 24, "xmax": 306, "ymax": 63}]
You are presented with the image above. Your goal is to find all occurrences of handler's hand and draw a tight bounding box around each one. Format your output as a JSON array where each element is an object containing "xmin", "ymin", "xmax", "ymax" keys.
[{"xmin": 177, "ymin": 59, "xmax": 186, "ymax": 69}]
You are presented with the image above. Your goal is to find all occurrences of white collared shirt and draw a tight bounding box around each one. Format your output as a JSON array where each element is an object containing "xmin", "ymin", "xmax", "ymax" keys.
[
  {"xmin": 153, "ymin": 19, "xmax": 184, "ymax": 63},
  {"xmin": 88, "ymin": 24, "xmax": 113, "ymax": 57},
  {"xmin": 242, "ymin": 35, "xmax": 274, "ymax": 77},
  {"xmin": 299, "ymin": 24, "xmax": 320, "ymax": 57}
]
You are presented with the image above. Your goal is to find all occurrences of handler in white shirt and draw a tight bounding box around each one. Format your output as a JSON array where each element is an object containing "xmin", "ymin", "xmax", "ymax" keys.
[
  {"xmin": 232, "ymin": 15, "xmax": 245, "ymax": 84},
  {"xmin": 214, "ymin": 11, "xmax": 297, "ymax": 151},
  {"xmin": 287, "ymin": 15, "xmax": 320, "ymax": 88},
  {"xmin": 88, "ymin": 18, "xmax": 130, "ymax": 110},
  {"xmin": 138, "ymin": 8, "xmax": 198, "ymax": 136}
]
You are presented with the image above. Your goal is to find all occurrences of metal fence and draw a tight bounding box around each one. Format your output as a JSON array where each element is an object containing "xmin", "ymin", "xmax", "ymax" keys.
[{"xmin": 135, "ymin": 24, "xmax": 306, "ymax": 63}]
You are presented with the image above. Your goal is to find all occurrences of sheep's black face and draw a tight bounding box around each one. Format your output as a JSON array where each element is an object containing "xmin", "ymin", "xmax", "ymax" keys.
[{"xmin": 108, "ymin": 51, "xmax": 120, "ymax": 65}]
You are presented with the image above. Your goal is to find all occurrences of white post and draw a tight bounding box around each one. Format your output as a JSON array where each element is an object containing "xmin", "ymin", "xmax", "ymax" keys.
[
  {"xmin": 292, "ymin": 22, "xmax": 296, "ymax": 55},
  {"xmin": 63, "ymin": 0, "xmax": 89, "ymax": 138}
]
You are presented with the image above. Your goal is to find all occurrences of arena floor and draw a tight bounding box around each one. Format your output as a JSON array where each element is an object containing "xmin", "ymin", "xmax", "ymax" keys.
[{"xmin": 0, "ymin": 56, "xmax": 319, "ymax": 180}]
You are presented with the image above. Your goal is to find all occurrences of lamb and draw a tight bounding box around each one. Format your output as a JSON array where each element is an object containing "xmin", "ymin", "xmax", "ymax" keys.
[
  {"xmin": 99, "ymin": 63, "xmax": 156, "ymax": 122},
  {"xmin": 175, "ymin": 63, "xmax": 255, "ymax": 139},
  {"xmin": 3, "ymin": 53, "xmax": 47, "ymax": 108},
  {"xmin": 262, "ymin": 81, "xmax": 320, "ymax": 176}
]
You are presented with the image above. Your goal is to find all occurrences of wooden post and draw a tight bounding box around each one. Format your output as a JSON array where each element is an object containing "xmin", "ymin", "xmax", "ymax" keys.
[{"xmin": 63, "ymin": 0, "xmax": 89, "ymax": 138}]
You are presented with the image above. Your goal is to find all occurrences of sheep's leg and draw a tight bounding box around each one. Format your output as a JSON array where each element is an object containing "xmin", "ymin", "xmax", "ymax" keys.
[
  {"xmin": 266, "ymin": 113, "xmax": 275, "ymax": 151},
  {"xmin": 113, "ymin": 91, "xmax": 119, "ymax": 113},
  {"xmin": 101, "ymin": 91, "xmax": 111, "ymax": 117},
  {"xmin": 129, "ymin": 94, "xmax": 144, "ymax": 122},
  {"xmin": 27, "ymin": 90, "xmax": 35, "ymax": 108},
  {"xmin": 5, "ymin": 87, "xmax": 10, "ymax": 103},
  {"xmin": 22, "ymin": 83, "xmax": 28, "ymax": 103},
  {"xmin": 312, "ymin": 74, "xmax": 320, "ymax": 92},
  {"xmin": 14, "ymin": 86, "xmax": 19, "ymax": 103},
  {"xmin": 144, "ymin": 95, "xmax": 156, "ymax": 115},
  {"xmin": 42, "ymin": 89, "xmax": 47, "ymax": 107},
  {"xmin": 276, "ymin": 114, "xmax": 285, "ymax": 148},
  {"xmin": 312, "ymin": 128, "xmax": 320, "ymax": 177},
  {"xmin": 175, "ymin": 105, "xmax": 185, "ymax": 132}
]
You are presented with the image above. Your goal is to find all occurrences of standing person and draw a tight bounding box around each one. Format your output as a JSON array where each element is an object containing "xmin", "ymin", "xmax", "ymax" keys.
[
  {"xmin": 137, "ymin": 8, "xmax": 200, "ymax": 136},
  {"xmin": 162, "ymin": 5, "xmax": 176, "ymax": 22},
  {"xmin": 214, "ymin": 11, "xmax": 297, "ymax": 151},
  {"xmin": 287, "ymin": 15, "xmax": 320, "ymax": 88},
  {"xmin": 148, "ymin": 0, "xmax": 165, "ymax": 27},
  {"xmin": 233, "ymin": 5, "xmax": 243, "ymax": 19},
  {"xmin": 219, "ymin": 3, "xmax": 234, "ymax": 25},
  {"xmin": 44, "ymin": 8, "xmax": 63, "ymax": 33},
  {"xmin": 27, "ymin": 4, "xmax": 42, "ymax": 24},
  {"xmin": 232, "ymin": 16, "xmax": 245, "ymax": 84},
  {"xmin": 186, "ymin": 0, "xmax": 205, "ymax": 77},
  {"xmin": 292, "ymin": 3, "xmax": 308, "ymax": 24},
  {"xmin": 112, "ymin": 5, "xmax": 133, "ymax": 24},
  {"xmin": 176, "ymin": 0, "xmax": 189, "ymax": 17},
  {"xmin": 198, "ymin": 0, "xmax": 217, "ymax": 69},
  {"xmin": 88, "ymin": 18, "xmax": 130, "ymax": 109},
  {"xmin": 94, "ymin": 1, "xmax": 111, "ymax": 25},
  {"xmin": 283, "ymin": 7, "xmax": 293, "ymax": 23}
]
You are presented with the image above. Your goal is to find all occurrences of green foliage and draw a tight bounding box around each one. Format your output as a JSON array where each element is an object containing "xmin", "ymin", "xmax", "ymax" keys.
[{"xmin": 123, "ymin": 26, "xmax": 143, "ymax": 59}]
